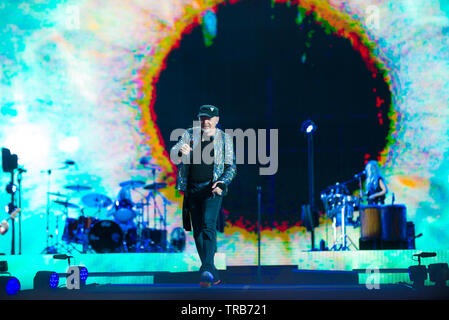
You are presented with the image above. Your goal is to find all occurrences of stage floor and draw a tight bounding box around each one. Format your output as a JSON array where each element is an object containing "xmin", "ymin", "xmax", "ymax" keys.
[
  {"xmin": 1, "ymin": 249, "xmax": 449, "ymax": 299},
  {"xmin": 9, "ymin": 283, "xmax": 449, "ymax": 300}
]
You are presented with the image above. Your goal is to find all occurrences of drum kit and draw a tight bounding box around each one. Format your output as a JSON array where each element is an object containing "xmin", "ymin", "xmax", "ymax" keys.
[
  {"xmin": 320, "ymin": 176, "xmax": 408, "ymax": 251},
  {"xmin": 42, "ymin": 176, "xmax": 177, "ymax": 254},
  {"xmin": 320, "ymin": 182, "xmax": 360, "ymax": 251}
]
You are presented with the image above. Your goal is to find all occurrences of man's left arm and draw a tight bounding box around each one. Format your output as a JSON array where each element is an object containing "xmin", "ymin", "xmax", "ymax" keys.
[{"xmin": 213, "ymin": 133, "xmax": 237, "ymax": 194}]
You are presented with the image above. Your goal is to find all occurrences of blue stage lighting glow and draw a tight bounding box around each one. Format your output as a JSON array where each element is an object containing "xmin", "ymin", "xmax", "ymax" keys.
[
  {"xmin": 49, "ymin": 272, "xmax": 59, "ymax": 289},
  {"xmin": 1, "ymin": 276, "xmax": 21, "ymax": 296},
  {"xmin": 79, "ymin": 267, "xmax": 88, "ymax": 282},
  {"xmin": 6, "ymin": 277, "xmax": 20, "ymax": 295}
]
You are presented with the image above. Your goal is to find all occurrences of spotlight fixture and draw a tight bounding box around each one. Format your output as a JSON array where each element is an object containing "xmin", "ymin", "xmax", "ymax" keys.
[
  {"xmin": 0, "ymin": 276, "xmax": 21, "ymax": 296},
  {"xmin": 301, "ymin": 120, "xmax": 317, "ymax": 135},
  {"xmin": 300, "ymin": 119, "xmax": 319, "ymax": 250},
  {"xmin": 33, "ymin": 271, "xmax": 59, "ymax": 291},
  {"xmin": 79, "ymin": 266, "xmax": 89, "ymax": 283}
]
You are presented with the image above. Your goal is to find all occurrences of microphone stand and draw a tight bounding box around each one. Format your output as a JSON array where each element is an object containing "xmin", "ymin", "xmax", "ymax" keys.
[
  {"xmin": 9, "ymin": 171, "xmax": 16, "ymax": 255},
  {"xmin": 42, "ymin": 169, "xmax": 52, "ymax": 254},
  {"xmin": 17, "ymin": 168, "xmax": 26, "ymax": 255}
]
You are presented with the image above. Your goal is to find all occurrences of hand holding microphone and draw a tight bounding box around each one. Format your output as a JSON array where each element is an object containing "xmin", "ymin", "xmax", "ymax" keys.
[
  {"xmin": 179, "ymin": 144, "xmax": 193, "ymax": 155},
  {"xmin": 180, "ymin": 141, "xmax": 194, "ymax": 155}
]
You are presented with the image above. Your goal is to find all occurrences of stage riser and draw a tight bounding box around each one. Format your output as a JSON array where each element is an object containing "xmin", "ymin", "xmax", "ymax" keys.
[
  {"xmin": 297, "ymin": 249, "xmax": 449, "ymax": 285},
  {"xmin": 0, "ymin": 252, "xmax": 225, "ymax": 290},
  {"xmin": 153, "ymin": 267, "xmax": 358, "ymax": 285}
]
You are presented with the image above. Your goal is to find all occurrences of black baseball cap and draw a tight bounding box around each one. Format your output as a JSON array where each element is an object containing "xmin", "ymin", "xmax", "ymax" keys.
[{"xmin": 198, "ymin": 105, "xmax": 219, "ymax": 118}]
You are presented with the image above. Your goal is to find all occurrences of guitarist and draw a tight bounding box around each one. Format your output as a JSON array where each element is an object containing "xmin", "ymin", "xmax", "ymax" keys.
[{"xmin": 0, "ymin": 208, "xmax": 19, "ymax": 235}]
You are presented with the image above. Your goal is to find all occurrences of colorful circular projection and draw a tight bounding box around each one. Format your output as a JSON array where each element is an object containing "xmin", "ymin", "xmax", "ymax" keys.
[{"xmin": 0, "ymin": 0, "xmax": 448, "ymax": 264}]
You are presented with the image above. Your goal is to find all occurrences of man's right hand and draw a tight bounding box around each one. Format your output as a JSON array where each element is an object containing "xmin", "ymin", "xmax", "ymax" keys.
[{"xmin": 179, "ymin": 143, "xmax": 193, "ymax": 155}]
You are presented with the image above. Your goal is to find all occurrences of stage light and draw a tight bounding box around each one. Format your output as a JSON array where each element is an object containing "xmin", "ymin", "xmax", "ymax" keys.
[
  {"xmin": 66, "ymin": 266, "xmax": 89, "ymax": 289},
  {"xmin": 408, "ymin": 265, "xmax": 427, "ymax": 288},
  {"xmin": 300, "ymin": 119, "xmax": 319, "ymax": 250},
  {"xmin": 33, "ymin": 271, "xmax": 59, "ymax": 290},
  {"xmin": 428, "ymin": 263, "xmax": 449, "ymax": 287},
  {"xmin": 79, "ymin": 266, "xmax": 88, "ymax": 282},
  {"xmin": 0, "ymin": 276, "xmax": 21, "ymax": 296},
  {"xmin": 301, "ymin": 120, "xmax": 317, "ymax": 135}
]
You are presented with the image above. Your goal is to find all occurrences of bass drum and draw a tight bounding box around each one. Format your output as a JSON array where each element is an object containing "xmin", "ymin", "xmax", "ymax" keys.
[{"xmin": 88, "ymin": 220, "xmax": 123, "ymax": 253}]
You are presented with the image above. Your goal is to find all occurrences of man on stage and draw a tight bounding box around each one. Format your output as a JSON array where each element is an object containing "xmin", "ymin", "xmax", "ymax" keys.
[{"xmin": 171, "ymin": 105, "xmax": 236, "ymax": 286}]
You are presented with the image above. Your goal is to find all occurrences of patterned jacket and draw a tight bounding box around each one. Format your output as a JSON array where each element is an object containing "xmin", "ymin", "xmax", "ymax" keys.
[{"xmin": 170, "ymin": 126, "xmax": 237, "ymax": 230}]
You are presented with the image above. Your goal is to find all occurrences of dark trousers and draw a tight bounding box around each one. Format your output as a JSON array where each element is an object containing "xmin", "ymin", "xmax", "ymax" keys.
[{"xmin": 188, "ymin": 181, "xmax": 223, "ymax": 280}]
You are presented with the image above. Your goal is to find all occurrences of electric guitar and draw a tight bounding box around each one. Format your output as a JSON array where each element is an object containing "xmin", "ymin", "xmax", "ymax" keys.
[{"xmin": 0, "ymin": 208, "xmax": 20, "ymax": 235}]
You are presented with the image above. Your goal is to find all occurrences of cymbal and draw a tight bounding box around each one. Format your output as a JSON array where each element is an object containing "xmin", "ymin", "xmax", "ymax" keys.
[
  {"xmin": 64, "ymin": 184, "xmax": 92, "ymax": 192},
  {"xmin": 81, "ymin": 193, "xmax": 112, "ymax": 208},
  {"xmin": 47, "ymin": 192, "xmax": 68, "ymax": 198},
  {"xmin": 143, "ymin": 182, "xmax": 167, "ymax": 190},
  {"xmin": 53, "ymin": 200, "xmax": 79, "ymax": 209},
  {"xmin": 119, "ymin": 180, "xmax": 145, "ymax": 189}
]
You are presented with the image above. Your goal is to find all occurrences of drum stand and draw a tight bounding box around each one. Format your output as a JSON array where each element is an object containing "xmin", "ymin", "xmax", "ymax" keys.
[
  {"xmin": 41, "ymin": 164, "xmax": 71, "ymax": 254},
  {"xmin": 330, "ymin": 205, "xmax": 358, "ymax": 251},
  {"xmin": 130, "ymin": 191, "xmax": 153, "ymax": 253},
  {"xmin": 41, "ymin": 169, "xmax": 53, "ymax": 254}
]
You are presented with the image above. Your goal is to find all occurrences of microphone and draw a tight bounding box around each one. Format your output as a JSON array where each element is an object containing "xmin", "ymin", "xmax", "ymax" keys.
[
  {"xmin": 64, "ymin": 160, "xmax": 76, "ymax": 166},
  {"xmin": 354, "ymin": 170, "xmax": 366, "ymax": 178},
  {"xmin": 413, "ymin": 252, "xmax": 436, "ymax": 258}
]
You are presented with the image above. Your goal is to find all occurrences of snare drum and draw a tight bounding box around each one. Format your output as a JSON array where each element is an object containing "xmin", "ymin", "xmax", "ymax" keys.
[{"xmin": 360, "ymin": 205, "xmax": 381, "ymax": 239}]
